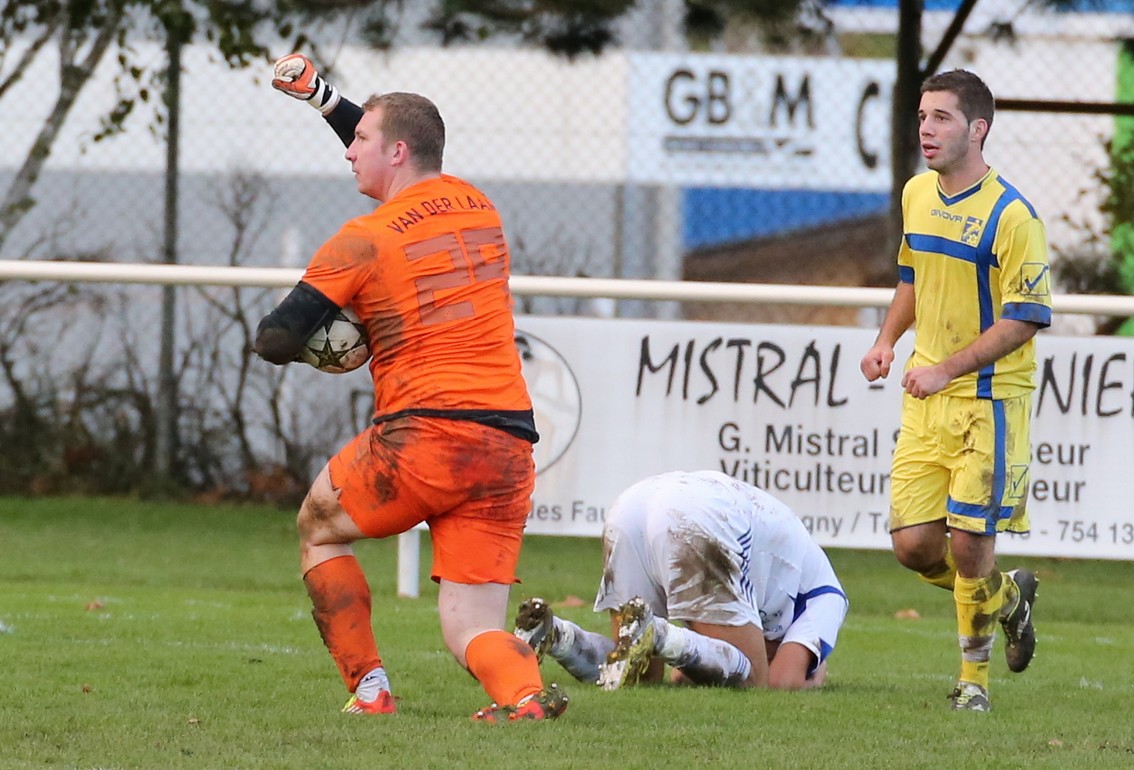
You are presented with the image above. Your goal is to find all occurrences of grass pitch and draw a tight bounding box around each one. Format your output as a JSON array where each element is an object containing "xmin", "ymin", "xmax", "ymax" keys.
[{"xmin": 1, "ymin": 496, "xmax": 1133, "ymax": 769}]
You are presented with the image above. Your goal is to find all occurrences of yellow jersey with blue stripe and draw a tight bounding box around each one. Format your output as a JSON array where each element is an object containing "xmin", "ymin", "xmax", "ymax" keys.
[{"xmin": 898, "ymin": 168, "xmax": 1052, "ymax": 399}]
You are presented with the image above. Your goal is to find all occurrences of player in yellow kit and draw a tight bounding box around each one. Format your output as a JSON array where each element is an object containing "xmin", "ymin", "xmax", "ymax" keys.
[{"xmin": 860, "ymin": 69, "xmax": 1050, "ymax": 712}]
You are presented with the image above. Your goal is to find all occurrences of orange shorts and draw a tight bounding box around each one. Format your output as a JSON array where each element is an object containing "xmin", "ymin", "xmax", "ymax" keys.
[{"xmin": 327, "ymin": 416, "xmax": 535, "ymax": 585}]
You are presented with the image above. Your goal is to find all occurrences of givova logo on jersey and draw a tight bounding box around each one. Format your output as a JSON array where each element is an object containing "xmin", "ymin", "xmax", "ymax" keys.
[{"xmin": 960, "ymin": 216, "xmax": 984, "ymax": 246}]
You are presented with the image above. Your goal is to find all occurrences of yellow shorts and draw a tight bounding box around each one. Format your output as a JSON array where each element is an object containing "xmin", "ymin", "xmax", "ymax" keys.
[{"xmin": 890, "ymin": 392, "xmax": 1031, "ymax": 535}]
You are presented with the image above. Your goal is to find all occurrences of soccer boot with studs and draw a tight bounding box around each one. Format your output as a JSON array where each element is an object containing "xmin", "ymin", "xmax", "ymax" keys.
[
  {"xmin": 514, "ymin": 597, "xmax": 558, "ymax": 662},
  {"xmin": 471, "ymin": 683, "xmax": 569, "ymax": 723},
  {"xmin": 1000, "ymin": 568, "xmax": 1038, "ymax": 673},
  {"xmin": 341, "ymin": 690, "xmax": 397, "ymax": 715},
  {"xmin": 948, "ymin": 681, "xmax": 991, "ymax": 712},
  {"xmin": 598, "ymin": 597, "xmax": 657, "ymax": 691}
]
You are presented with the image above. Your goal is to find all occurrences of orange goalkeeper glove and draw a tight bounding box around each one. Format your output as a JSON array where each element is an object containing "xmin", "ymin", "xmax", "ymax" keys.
[{"xmin": 272, "ymin": 54, "xmax": 341, "ymax": 116}]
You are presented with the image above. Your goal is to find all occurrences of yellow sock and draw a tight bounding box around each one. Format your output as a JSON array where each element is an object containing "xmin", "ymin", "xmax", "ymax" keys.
[
  {"xmin": 999, "ymin": 571, "xmax": 1020, "ymax": 620},
  {"xmin": 918, "ymin": 544, "xmax": 957, "ymax": 590},
  {"xmin": 954, "ymin": 572, "xmax": 1005, "ymax": 690}
]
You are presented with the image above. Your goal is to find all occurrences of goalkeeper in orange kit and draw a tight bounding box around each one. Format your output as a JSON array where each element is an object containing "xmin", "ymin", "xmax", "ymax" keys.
[{"xmin": 255, "ymin": 53, "xmax": 566, "ymax": 723}]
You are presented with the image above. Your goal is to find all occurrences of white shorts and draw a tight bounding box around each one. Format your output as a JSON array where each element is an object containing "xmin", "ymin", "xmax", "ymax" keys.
[{"xmin": 593, "ymin": 470, "xmax": 848, "ymax": 665}]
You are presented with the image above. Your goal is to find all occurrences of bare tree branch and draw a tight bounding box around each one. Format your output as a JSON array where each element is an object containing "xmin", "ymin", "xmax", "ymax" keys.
[
  {"xmin": 0, "ymin": 20, "xmax": 58, "ymax": 100},
  {"xmin": 0, "ymin": 4, "xmax": 123, "ymax": 253}
]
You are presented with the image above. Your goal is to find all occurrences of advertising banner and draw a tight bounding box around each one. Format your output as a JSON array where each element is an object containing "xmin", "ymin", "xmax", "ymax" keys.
[
  {"xmin": 518, "ymin": 315, "xmax": 1134, "ymax": 560},
  {"xmin": 626, "ymin": 54, "xmax": 894, "ymax": 189}
]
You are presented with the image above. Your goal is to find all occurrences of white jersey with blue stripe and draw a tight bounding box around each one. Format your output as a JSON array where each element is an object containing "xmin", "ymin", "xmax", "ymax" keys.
[{"xmin": 594, "ymin": 470, "xmax": 846, "ymax": 651}]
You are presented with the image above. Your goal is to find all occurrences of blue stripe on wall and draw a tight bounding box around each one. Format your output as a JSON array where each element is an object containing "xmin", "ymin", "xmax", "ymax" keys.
[
  {"xmin": 683, "ymin": 188, "xmax": 889, "ymax": 250},
  {"xmin": 828, "ymin": 0, "xmax": 1134, "ymax": 10}
]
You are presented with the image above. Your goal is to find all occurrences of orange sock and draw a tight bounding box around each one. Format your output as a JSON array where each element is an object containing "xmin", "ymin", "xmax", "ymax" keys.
[
  {"xmin": 303, "ymin": 555, "xmax": 382, "ymax": 693},
  {"xmin": 465, "ymin": 630, "xmax": 543, "ymax": 707}
]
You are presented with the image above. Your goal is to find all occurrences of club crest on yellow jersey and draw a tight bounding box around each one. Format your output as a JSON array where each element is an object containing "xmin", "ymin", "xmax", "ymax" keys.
[{"xmin": 961, "ymin": 216, "xmax": 984, "ymax": 246}]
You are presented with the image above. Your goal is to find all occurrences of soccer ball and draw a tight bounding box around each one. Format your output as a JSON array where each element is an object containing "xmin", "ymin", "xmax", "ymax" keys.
[{"xmin": 297, "ymin": 307, "xmax": 370, "ymax": 374}]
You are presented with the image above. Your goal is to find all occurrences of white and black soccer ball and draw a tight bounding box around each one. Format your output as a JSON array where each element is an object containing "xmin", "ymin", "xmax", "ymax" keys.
[{"xmin": 297, "ymin": 307, "xmax": 370, "ymax": 374}]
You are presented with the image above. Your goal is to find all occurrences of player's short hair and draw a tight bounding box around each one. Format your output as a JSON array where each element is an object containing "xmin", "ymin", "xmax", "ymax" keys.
[
  {"xmin": 921, "ymin": 69, "xmax": 995, "ymax": 135},
  {"xmin": 361, "ymin": 92, "xmax": 445, "ymax": 172}
]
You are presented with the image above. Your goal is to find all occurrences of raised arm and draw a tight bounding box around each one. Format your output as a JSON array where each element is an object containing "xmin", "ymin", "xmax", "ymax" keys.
[{"xmin": 271, "ymin": 53, "xmax": 365, "ymax": 148}]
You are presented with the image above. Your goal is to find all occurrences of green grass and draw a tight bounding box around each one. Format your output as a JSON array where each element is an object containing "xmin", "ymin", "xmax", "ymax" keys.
[{"xmin": 2, "ymin": 496, "xmax": 1133, "ymax": 769}]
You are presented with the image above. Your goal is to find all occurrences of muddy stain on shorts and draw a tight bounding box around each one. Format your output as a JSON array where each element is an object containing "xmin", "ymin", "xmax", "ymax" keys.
[
  {"xmin": 368, "ymin": 420, "xmax": 412, "ymax": 503},
  {"xmin": 667, "ymin": 517, "xmax": 739, "ymax": 617}
]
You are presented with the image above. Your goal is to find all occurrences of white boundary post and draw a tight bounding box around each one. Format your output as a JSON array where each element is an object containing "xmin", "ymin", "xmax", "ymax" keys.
[{"xmin": 397, "ymin": 530, "xmax": 421, "ymax": 598}]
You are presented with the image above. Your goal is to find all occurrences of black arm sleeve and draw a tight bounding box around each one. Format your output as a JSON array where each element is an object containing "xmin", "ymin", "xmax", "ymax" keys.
[
  {"xmin": 254, "ymin": 282, "xmax": 340, "ymax": 365},
  {"xmin": 324, "ymin": 98, "xmax": 364, "ymax": 148}
]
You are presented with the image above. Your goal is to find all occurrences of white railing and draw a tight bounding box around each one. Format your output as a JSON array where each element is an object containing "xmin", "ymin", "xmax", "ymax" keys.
[
  {"xmin": 4, "ymin": 259, "xmax": 1133, "ymax": 595},
  {"xmin": 3, "ymin": 259, "xmax": 1134, "ymax": 315}
]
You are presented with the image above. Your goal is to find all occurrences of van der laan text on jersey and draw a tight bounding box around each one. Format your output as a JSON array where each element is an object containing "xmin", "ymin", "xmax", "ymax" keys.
[{"xmin": 384, "ymin": 194, "xmax": 496, "ymax": 234}]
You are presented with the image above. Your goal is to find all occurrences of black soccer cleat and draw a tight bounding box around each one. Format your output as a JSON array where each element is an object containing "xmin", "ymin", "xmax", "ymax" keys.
[{"xmin": 1001, "ymin": 568, "xmax": 1038, "ymax": 673}]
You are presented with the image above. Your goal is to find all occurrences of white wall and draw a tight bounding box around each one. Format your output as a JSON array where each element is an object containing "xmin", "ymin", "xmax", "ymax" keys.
[{"xmin": 3, "ymin": 35, "xmax": 1123, "ymax": 255}]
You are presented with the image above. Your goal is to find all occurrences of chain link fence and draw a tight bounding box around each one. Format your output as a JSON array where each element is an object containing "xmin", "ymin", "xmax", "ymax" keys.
[{"xmin": 2, "ymin": 1, "xmax": 1132, "ymax": 496}]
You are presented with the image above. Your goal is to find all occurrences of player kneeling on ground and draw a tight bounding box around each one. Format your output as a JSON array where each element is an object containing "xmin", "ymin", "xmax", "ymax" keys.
[
  {"xmin": 255, "ymin": 53, "xmax": 565, "ymax": 723},
  {"xmin": 515, "ymin": 470, "xmax": 849, "ymax": 691}
]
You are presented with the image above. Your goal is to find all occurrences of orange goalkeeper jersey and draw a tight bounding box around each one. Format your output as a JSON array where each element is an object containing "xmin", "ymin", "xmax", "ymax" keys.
[{"xmin": 300, "ymin": 174, "xmax": 532, "ymax": 418}]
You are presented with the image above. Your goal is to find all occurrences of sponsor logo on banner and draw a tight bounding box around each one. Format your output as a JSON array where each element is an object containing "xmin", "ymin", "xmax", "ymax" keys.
[{"xmin": 628, "ymin": 53, "xmax": 893, "ymax": 189}]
